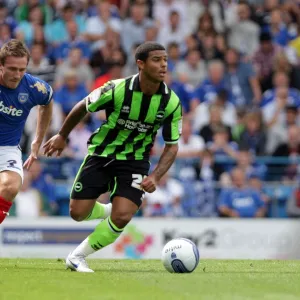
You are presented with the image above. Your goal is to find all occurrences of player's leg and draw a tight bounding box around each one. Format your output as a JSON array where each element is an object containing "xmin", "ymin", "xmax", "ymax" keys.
[
  {"xmin": 68, "ymin": 156, "xmax": 113, "ymax": 222},
  {"xmin": 0, "ymin": 147, "xmax": 23, "ymax": 223},
  {"xmin": 0, "ymin": 171, "xmax": 22, "ymax": 223},
  {"xmin": 66, "ymin": 161, "xmax": 147, "ymax": 272}
]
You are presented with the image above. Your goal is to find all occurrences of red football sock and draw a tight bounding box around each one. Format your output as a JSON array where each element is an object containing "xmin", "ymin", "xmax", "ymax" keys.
[{"xmin": 0, "ymin": 196, "xmax": 12, "ymax": 224}]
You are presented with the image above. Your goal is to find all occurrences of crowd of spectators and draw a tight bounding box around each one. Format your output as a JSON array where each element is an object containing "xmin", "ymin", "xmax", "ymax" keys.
[{"xmin": 4, "ymin": 0, "xmax": 300, "ymax": 218}]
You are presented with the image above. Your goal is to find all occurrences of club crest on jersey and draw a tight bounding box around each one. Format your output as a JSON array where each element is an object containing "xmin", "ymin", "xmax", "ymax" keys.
[
  {"xmin": 156, "ymin": 111, "xmax": 165, "ymax": 120},
  {"xmin": 31, "ymin": 82, "xmax": 47, "ymax": 94},
  {"xmin": 18, "ymin": 93, "xmax": 29, "ymax": 103}
]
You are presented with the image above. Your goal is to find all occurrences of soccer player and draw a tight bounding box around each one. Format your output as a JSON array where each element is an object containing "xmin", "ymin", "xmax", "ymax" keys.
[
  {"xmin": 0, "ymin": 39, "xmax": 53, "ymax": 224},
  {"xmin": 43, "ymin": 42, "xmax": 182, "ymax": 272}
]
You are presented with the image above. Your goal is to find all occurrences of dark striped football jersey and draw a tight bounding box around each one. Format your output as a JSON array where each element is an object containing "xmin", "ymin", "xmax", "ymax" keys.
[{"xmin": 85, "ymin": 74, "xmax": 182, "ymax": 161}]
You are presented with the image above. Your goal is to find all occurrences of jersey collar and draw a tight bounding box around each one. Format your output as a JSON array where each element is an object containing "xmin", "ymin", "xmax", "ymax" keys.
[{"xmin": 129, "ymin": 73, "xmax": 169, "ymax": 95}]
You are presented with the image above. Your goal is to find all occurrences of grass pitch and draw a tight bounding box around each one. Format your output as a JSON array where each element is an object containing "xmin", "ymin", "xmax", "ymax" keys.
[{"xmin": 0, "ymin": 259, "xmax": 300, "ymax": 300}]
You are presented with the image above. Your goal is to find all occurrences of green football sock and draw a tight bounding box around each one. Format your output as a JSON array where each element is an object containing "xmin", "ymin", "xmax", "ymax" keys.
[
  {"xmin": 88, "ymin": 216, "xmax": 123, "ymax": 250},
  {"xmin": 84, "ymin": 202, "xmax": 107, "ymax": 221}
]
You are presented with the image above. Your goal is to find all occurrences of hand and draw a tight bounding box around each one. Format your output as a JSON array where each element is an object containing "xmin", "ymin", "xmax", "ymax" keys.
[
  {"xmin": 141, "ymin": 174, "xmax": 158, "ymax": 193},
  {"xmin": 43, "ymin": 134, "xmax": 67, "ymax": 158},
  {"xmin": 23, "ymin": 139, "xmax": 41, "ymax": 170},
  {"xmin": 230, "ymin": 210, "xmax": 240, "ymax": 218}
]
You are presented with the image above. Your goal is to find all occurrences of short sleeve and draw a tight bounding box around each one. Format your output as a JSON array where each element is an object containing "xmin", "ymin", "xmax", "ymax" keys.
[
  {"xmin": 218, "ymin": 189, "xmax": 231, "ymax": 208},
  {"xmin": 162, "ymin": 99, "xmax": 183, "ymax": 144},
  {"xmin": 31, "ymin": 79, "xmax": 53, "ymax": 106},
  {"xmin": 85, "ymin": 81, "xmax": 115, "ymax": 113}
]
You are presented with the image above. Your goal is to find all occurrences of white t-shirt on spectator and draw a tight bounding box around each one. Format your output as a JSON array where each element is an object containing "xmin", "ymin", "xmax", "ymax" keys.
[
  {"xmin": 178, "ymin": 135, "xmax": 205, "ymax": 154},
  {"xmin": 85, "ymin": 17, "xmax": 122, "ymax": 51},
  {"xmin": 193, "ymin": 102, "xmax": 237, "ymax": 132},
  {"xmin": 146, "ymin": 178, "xmax": 184, "ymax": 206}
]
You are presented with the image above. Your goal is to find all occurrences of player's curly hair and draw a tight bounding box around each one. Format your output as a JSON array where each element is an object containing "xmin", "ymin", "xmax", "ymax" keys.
[
  {"xmin": 135, "ymin": 42, "xmax": 165, "ymax": 62},
  {"xmin": 0, "ymin": 39, "xmax": 31, "ymax": 65}
]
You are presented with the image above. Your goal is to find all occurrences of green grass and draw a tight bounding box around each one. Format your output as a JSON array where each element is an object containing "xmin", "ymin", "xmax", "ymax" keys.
[{"xmin": 0, "ymin": 259, "xmax": 300, "ymax": 300}]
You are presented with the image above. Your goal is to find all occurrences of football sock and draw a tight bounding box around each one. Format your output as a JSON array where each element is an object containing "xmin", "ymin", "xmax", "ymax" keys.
[
  {"xmin": 0, "ymin": 196, "xmax": 12, "ymax": 224},
  {"xmin": 72, "ymin": 216, "xmax": 124, "ymax": 257},
  {"xmin": 84, "ymin": 202, "xmax": 111, "ymax": 221}
]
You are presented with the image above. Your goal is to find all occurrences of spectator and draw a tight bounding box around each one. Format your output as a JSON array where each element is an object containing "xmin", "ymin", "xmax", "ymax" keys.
[
  {"xmin": 166, "ymin": 42, "xmax": 181, "ymax": 72},
  {"xmin": 253, "ymin": 31, "xmax": 281, "ymax": 91},
  {"xmin": 44, "ymin": 2, "xmax": 86, "ymax": 44},
  {"xmin": 84, "ymin": 0, "xmax": 122, "ymax": 52},
  {"xmin": 157, "ymin": 10, "xmax": 187, "ymax": 54},
  {"xmin": 177, "ymin": 118, "xmax": 205, "ymax": 159},
  {"xmin": 15, "ymin": 5, "xmax": 45, "ymax": 47},
  {"xmin": 92, "ymin": 61, "xmax": 123, "ymax": 90},
  {"xmin": 54, "ymin": 69, "xmax": 88, "ymax": 117},
  {"xmin": 54, "ymin": 47, "xmax": 94, "ymax": 90},
  {"xmin": 193, "ymin": 89, "xmax": 236, "ymax": 134},
  {"xmin": 193, "ymin": 11, "xmax": 217, "ymax": 44},
  {"xmin": 192, "ymin": 60, "xmax": 232, "ymax": 108},
  {"xmin": 199, "ymin": 32, "xmax": 224, "ymax": 63},
  {"xmin": 0, "ymin": 23, "xmax": 12, "ymax": 48},
  {"xmin": 27, "ymin": 43, "xmax": 56, "ymax": 86},
  {"xmin": 224, "ymin": 48, "xmax": 261, "ymax": 107},
  {"xmin": 174, "ymin": 49, "xmax": 206, "ymax": 88},
  {"xmin": 153, "ymin": 0, "xmax": 187, "ymax": 31},
  {"xmin": 143, "ymin": 172, "xmax": 184, "ymax": 217},
  {"xmin": 66, "ymin": 120, "xmax": 92, "ymax": 159},
  {"xmin": 55, "ymin": 20, "xmax": 91, "ymax": 64},
  {"xmin": 207, "ymin": 125, "xmax": 238, "ymax": 160},
  {"xmin": 14, "ymin": 0, "xmax": 53, "ymax": 24},
  {"xmin": 164, "ymin": 71, "xmax": 193, "ymax": 115},
  {"xmin": 29, "ymin": 160, "xmax": 58, "ymax": 215},
  {"xmin": 221, "ymin": 148, "xmax": 267, "ymax": 187},
  {"xmin": 228, "ymin": 2, "xmax": 260, "ymax": 57},
  {"xmin": 261, "ymin": 72, "xmax": 300, "ymax": 128},
  {"xmin": 121, "ymin": 2, "xmax": 154, "ymax": 55},
  {"xmin": 218, "ymin": 167, "xmax": 267, "ymax": 218},
  {"xmin": 238, "ymin": 111, "xmax": 267, "ymax": 156},
  {"xmin": 0, "ymin": 2, "xmax": 17, "ymax": 34}
]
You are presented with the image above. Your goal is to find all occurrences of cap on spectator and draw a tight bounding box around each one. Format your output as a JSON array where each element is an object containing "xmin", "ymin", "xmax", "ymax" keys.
[{"xmin": 260, "ymin": 31, "xmax": 272, "ymax": 42}]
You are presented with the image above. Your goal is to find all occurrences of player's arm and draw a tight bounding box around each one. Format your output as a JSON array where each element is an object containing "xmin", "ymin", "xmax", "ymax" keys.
[
  {"xmin": 43, "ymin": 83, "xmax": 115, "ymax": 157},
  {"xmin": 141, "ymin": 99, "xmax": 182, "ymax": 193},
  {"xmin": 23, "ymin": 101, "xmax": 53, "ymax": 170}
]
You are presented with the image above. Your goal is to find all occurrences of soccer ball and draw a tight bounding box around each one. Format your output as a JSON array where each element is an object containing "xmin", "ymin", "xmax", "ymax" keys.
[{"xmin": 161, "ymin": 238, "xmax": 200, "ymax": 273}]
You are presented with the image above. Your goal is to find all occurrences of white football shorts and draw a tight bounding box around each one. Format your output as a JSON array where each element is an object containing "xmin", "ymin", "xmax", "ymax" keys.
[{"xmin": 0, "ymin": 146, "xmax": 23, "ymax": 182}]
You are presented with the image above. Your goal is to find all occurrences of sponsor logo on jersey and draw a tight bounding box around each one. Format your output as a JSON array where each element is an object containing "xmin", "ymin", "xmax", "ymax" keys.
[
  {"xmin": 18, "ymin": 93, "xmax": 29, "ymax": 103},
  {"xmin": 74, "ymin": 182, "xmax": 83, "ymax": 192},
  {"xmin": 117, "ymin": 119, "xmax": 153, "ymax": 133},
  {"xmin": 0, "ymin": 101, "xmax": 23, "ymax": 116},
  {"xmin": 31, "ymin": 82, "xmax": 47, "ymax": 94}
]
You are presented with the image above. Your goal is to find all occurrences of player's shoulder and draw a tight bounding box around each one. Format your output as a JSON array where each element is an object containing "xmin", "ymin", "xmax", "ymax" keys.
[
  {"xmin": 23, "ymin": 73, "xmax": 52, "ymax": 95},
  {"xmin": 166, "ymin": 85, "xmax": 181, "ymax": 108}
]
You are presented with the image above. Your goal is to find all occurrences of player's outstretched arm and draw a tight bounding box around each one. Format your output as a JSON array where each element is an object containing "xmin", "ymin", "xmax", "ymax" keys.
[
  {"xmin": 141, "ymin": 143, "xmax": 178, "ymax": 193},
  {"xmin": 43, "ymin": 100, "xmax": 88, "ymax": 157},
  {"xmin": 23, "ymin": 101, "xmax": 53, "ymax": 170}
]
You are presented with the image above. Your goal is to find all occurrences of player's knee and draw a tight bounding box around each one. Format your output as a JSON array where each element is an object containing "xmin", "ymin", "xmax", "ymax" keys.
[
  {"xmin": 0, "ymin": 180, "xmax": 20, "ymax": 201},
  {"xmin": 111, "ymin": 212, "xmax": 132, "ymax": 229},
  {"xmin": 69, "ymin": 207, "xmax": 86, "ymax": 222}
]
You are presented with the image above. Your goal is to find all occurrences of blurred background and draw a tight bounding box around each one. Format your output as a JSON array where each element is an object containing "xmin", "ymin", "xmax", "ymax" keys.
[{"xmin": 6, "ymin": 0, "xmax": 300, "ymax": 220}]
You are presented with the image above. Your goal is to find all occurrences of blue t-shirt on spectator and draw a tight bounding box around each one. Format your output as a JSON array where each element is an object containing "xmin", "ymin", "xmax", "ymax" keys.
[
  {"xmin": 260, "ymin": 88, "xmax": 300, "ymax": 108},
  {"xmin": 54, "ymin": 84, "xmax": 88, "ymax": 115},
  {"xmin": 169, "ymin": 81, "xmax": 193, "ymax": 113},
  {"xmin": 218, "ymin": 188, "xmax": 265, "ymax": 217},
  {"xmin": 54, "ymin": 40, "xmax": 91, "ymax": 61},
  {"xmin": 193, "ymin": 79, "xmax": 235, "ymax": 104}
]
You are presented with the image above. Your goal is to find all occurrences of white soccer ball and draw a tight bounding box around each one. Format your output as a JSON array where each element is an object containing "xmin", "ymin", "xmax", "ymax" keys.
[{"xmin": 161, "ymin": 238, "xmax": 200, "ymax": 273}]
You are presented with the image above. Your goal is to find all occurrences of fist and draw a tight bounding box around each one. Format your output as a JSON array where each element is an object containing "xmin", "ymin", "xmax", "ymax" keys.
[{"xmin": 141, "ymin": 175, "xmax": 157, "ymax": 193}]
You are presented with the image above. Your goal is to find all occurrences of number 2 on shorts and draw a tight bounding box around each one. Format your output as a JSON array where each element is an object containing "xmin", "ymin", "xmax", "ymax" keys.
[{"xmin": 131, "ymin": 174, "xmax": 146, "ymax": 190}]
